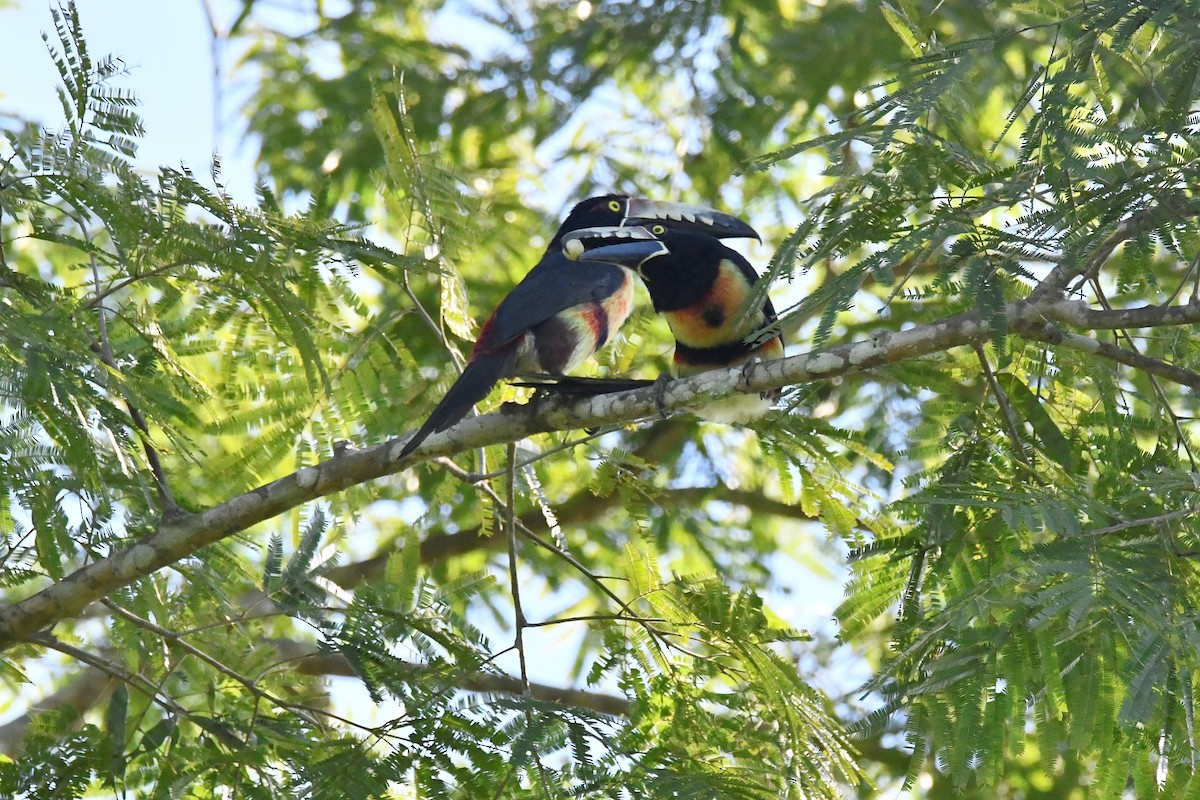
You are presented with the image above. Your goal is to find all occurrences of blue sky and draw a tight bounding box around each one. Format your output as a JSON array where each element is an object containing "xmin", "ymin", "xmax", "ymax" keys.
[
  {"xmin": 1, "ymin": 1, "xmax": 257, "ymax": 198},
  {"xmin": 0, "ymin": 0, "xmax": 507, "ymax": 204}
]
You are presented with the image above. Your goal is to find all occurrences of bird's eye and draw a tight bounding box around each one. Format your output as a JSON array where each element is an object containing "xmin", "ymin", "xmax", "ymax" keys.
[
  {"xmin": 651, "ymin": 224, "xmax": 666, "ymax": 235},
  {"xmin": 608, "ymin": 200, "xmax": 621, "ymax": 212}
]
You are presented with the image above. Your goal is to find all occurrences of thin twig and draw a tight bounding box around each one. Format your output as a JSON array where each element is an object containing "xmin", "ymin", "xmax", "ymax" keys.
[
  {"xmin": 494, "ymin": 444, "xmax": 538, "ymax": 800},
  {"xmin": 198, "ymin": 0, "xmax": 225, "ymax": 145},
  {"xmin": 394, "ymin": 82, "xmax": 466, "ymax": 372},
  {"xmin": 31, "ymin": 632, "xmax": 198, "ymax": 728},
  {"xmin": 1034, "ymin": 198, "xmax": 1199, "ymax": 301},
  {"xmin": 438, "ymin": 457, "xmax": 678, "ymax": 666},
  {"xmin": 0, "ymin": 176, "xmax": 8, "ymax": 271},
  {"xmin": 80, "ymin": 260, "xmax": 188, "ymax": 310},
  {"xmin": 504, "ymin": 442, "xmax": 531, "ymax": 697},
  {"xmin": 460, "ymin": 428, "xmax": 614, "ymax": 482},
  {"xmin": 402, "ymin": 268, "xmax": 462, "ymax": 368},
  {"xmin": 1084, "ymin": 505, "xmax": 1200, "ymax": 538},
  {"xmin": 75, "ymin": 214, "xmax": 180, "ymax": 514},
  {"xmin": 1090, "ymin": 278, "xmax": 1197, "ymax": 469},
  {"xmin": 1161, "ymin": 253, "xmax": 1198, "ymax": 307},
  {"xmin": 523, "ymin": 613, "xmax": 670, "ymax": 628},
  {"xmin": 102, "ymin": 600, "xmax": 327, "ymax": 729},
  {"xmin": 973, "ymin": 343, "xmax": 1034, "ymax": 471}
]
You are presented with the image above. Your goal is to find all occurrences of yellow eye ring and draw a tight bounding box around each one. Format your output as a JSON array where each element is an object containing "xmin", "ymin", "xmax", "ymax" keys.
[
  {"xmin": 651, "ymin": 224, "xmax": 666, "ymax": 235},
  {"xmin": 608, "ymin": 200, "xmax": 621, "ymax": 212}
]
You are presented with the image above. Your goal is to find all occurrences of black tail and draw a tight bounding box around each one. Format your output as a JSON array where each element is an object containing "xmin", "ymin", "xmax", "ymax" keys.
[
  {"xmin": 510, "ymin": 374, "xmax": 656, "ymax": 396},
  {"xmin": 398, "ymin": 353, "xmax": 512, "ymax": 459}
]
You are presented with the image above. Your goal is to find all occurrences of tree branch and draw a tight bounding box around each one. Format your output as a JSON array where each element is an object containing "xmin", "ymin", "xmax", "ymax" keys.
[
  {"xmin": 1039, "ymin": 299, "xmax": 1200, "ymax": 329},
  {"xmin": 1029, "ymin": 198, "xmax": 1200, "ymax": 301},
  {"xmin": 0, "ymin": 667, "xmax": 111, "ymax": 756},
  {"xmin": 1016, "ymin": 321, "xmax": 1200, "ymax": 391},
  {"xmin": 270, "ymin": 642, "xmax": 628, "ymax": 714},
  {"xmin": 268, "ymin": 638, "xmax": 631, "ymax": 715},
  {"xmin": 1, "ymin": 635, "xmax": 632, "ymax": 755},
  {"xmin": 2, "ymin": 294, "xmax": 1196, "ymax": 650}
]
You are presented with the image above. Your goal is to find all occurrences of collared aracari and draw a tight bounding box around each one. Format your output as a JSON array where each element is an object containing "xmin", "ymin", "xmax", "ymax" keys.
[
  {"xmin": 560, "ymin": 225, "xmax": 784, "ymax": 419},
  {"xmin": 397, "ymin": 196, "xmax": 759, "ymax": 458}
]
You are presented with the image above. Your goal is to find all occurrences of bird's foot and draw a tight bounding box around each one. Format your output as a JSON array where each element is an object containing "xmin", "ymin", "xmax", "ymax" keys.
[
  {"xmin": 652, "ymin": 373, "xmax": 673, "ymax": 419},
  {"xmin": 738, "ymin": 357, "xmax": 764, "ymax": 391},
  {"xmin": 738, "ymin": 357, "xmax": 782, "ymax": 405}
]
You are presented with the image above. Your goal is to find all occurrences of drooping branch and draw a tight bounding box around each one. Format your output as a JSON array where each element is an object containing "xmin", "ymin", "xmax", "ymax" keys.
[
  {"xmin": 0, "ymin": 638, "xmax": 631, "ymax": 755},
  {"xmin": 0, "ymin": 667, "xmax": 111, "ymax": 756},
  {"xmin": 2, "ymin": 294, "xmax": 1196, "ymax": 651},
  {"xmin": 325, "ymin": 482, "xmax": 826, "ymax": 590},
  {"xmin": 300, "ymin": 643, "xmax": 631, "ymax": 715},
  {"xmin": 1040, "ymin": 299, "xmax": 1200, "ymax": 329},
  {"xmin": 1019, "ymin": 322, "xmax": 1200, "ymax": 390}
]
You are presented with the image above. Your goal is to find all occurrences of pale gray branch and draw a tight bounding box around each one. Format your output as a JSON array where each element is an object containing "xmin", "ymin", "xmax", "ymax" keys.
[
  {"xmin": 1040, "ymin": 299, "xmax": 1200, "ymax": 329},
  {"xmin": 1017, "ymin": 321, "xmax": 1200, "ymax": 390}
]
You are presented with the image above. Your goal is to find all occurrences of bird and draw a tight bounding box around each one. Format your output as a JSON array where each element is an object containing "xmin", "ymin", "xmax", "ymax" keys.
[
  {"xmin": 397, "ymin": 195, "xmax": 760, "ymax": 459},
  {"xmin": 558, "ymin": 224, "xmax": 785, "ymax": 420}
]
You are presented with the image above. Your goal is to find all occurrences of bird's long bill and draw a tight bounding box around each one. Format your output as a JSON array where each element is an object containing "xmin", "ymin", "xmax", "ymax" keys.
[
  {"xmin": 569, "ymin": 238, "xmax": 669, "ymax": 269},
  {"xmin": 561, "ymin": 225, "xmax": 658, "ymax": 261},
  {"xmin": 624, "ymin": 198, "xmax": 759, "ymax": 241}
]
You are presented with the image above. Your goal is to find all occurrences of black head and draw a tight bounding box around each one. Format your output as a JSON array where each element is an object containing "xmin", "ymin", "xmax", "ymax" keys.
[
  {"xmin": 553, "ymin": 195, "xmax": 633, "ymax": 243},
  {"xmin": 551, "ymin": 195, "xmax": 759, "ymax": 246}
]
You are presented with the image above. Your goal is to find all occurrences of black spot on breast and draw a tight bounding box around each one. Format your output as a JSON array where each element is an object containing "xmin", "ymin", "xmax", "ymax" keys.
[{"xmin": 701, "ymin": 305, "xmax": 725, "ymax": 328}]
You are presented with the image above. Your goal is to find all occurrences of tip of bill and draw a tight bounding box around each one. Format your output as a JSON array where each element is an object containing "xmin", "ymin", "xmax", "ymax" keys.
[{"xmin": 564, "ymin": 238, "xmax": 585, "ymax": 260}]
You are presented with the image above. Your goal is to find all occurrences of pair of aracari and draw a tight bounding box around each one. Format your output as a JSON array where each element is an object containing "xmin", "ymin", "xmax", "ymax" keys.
[{"xmin": 398, "ymin": 195, "xmax": 783, "ymax": 459}]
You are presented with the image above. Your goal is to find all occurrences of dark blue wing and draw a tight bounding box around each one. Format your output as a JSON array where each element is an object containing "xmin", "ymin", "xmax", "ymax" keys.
[{"xmin": 473, "ymin": 252, "xmax": 629, "ymax": 357}]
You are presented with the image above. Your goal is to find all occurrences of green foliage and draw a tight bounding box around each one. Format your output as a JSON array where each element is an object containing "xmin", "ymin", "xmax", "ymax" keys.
[
  {"xmin": 771, "ymin": 3, "xmax": 1200, "ymax": 792},
  {"xmin": 0, "ymin": 711, "xmax": 105, "ymax": 797}
]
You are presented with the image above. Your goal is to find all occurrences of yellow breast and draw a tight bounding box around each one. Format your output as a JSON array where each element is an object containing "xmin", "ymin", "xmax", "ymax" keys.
[{"xmin": 664, "ymin": 261, "xmax": 763, "ymax": 349}]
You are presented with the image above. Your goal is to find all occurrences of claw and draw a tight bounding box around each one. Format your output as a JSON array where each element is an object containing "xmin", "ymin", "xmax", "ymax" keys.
[
  {"xmin": 739, "ymin": 357, "xmax": 763, "ymax": 391},
  {"xmin": 652, "ymin": 373, "xmax": 672, "ymax": 419},
  {"xmin": 738, "ymin": 356, "xmax": 781, "ymax": 406}
]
